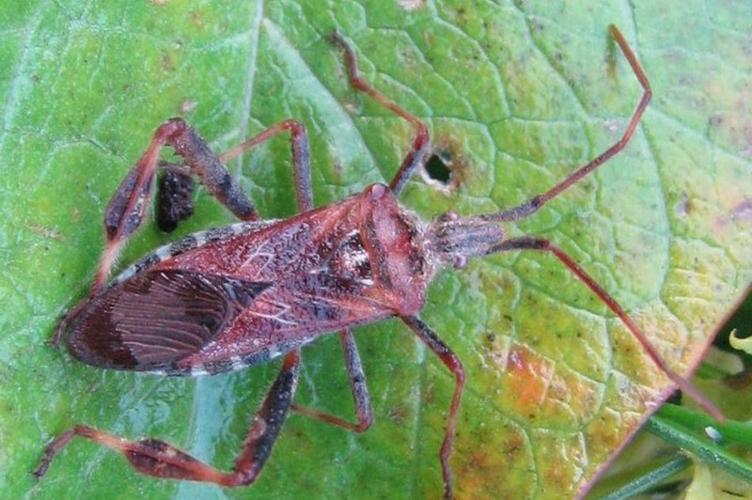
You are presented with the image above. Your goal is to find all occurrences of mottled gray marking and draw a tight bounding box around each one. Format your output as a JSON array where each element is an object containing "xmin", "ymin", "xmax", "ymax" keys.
[
  {"xmin": 112, "ymin": 252, "xmax": 161, "ymax": 286},
  {"xmin": 111, "ymin": 220, "xmax": 280, "ymax": 286},
  {"xmin": 169, "ymin": 234, "xmax": 197, "ymax": 255},
  {"xmin": 153, "ymin": 337, "xmax": 316, "ymax": 377},
  {"xmin": 155, "ymin": 245, "xmax": 172, "ymax": 261},
  {"xmin": 267, "ymin": 345, "xmax": 281, "ymax": 360},
  {"xmin": 203, "ymin": 225, "xmax": 235, "ymax": 242},
  {"xmin": 113, "ymin": 266, "xmax": 137, "ymax": 285},
  {"xmin": 189, "ymin": 363, "xmax": 209, "ymax": 376},
  {"xmin": 230, "ymin": 355, "xmax": 244, "ymax": 371},
  {"xmin": 193, "ymin": 230, "xmax": 207, "ymax": 247}
]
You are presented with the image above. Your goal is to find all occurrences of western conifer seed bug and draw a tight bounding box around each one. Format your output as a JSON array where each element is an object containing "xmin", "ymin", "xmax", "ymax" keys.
[{"xmin": 35, "ymin": 26, "xmax": 722, "ymax": 498}]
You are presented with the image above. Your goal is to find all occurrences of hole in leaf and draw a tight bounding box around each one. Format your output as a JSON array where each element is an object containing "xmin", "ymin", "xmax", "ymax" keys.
[{"xmin": 425, "ymin": 152, "xmax": 452, "ymax": 184}]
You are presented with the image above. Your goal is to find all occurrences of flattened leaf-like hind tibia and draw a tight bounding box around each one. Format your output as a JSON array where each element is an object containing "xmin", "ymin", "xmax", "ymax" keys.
[{"xmin": 67, "ymin": 270, "xmax": 271, "ymax": 371}]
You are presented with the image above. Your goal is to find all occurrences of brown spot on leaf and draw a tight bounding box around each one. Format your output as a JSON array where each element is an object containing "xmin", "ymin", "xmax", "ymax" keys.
[
  {"xmin": 467, "ymin": 451, "xmax": 488, "ymax": 470},
  {"xmin": 456, "ymin": 421, "xmax": 534, "ymax": 498},
  {"xmin": 421, "ymin": 379, "xmax": 438, "ymax": 407},
  {"xmin": 505, "ymin": 344, "xmax": 553, "ymax": 415},
  {"xmin": 388, "ymin": 405, "xmax": 407, "ymax": 425},
  {"xmin": 190, "ymin": 10, "xmax": 205, "ymax": 27},
  {"xmin": 161, "ymin": 53, "xmax": 175, "ymax": 71},
  {"xmin": 332, "ymin": 157, "xmax": 343, "ymax": 182},
  {"xmin": 26, "ymin": 223, "xmax": 63, "ymax": 240},
  {"xmin": 586, "ymin": 408, "xmax": 626, "ymax": 462},
  {"xmin": 503, "ymin": 433, "xmax": 525, "ymax": 458}
]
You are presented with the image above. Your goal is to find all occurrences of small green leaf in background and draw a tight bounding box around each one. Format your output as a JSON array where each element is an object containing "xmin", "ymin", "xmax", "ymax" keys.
[
  {"xmin": 684, "ymin": 461, "xmax": 752, "ymax": 500},
  {"xmin": 730, "ymin": 330, "xmax": 752, "ymax": 356},
  {"xmin": 2, "ymin": 1, "xmax": 751, "ymax": 498}
]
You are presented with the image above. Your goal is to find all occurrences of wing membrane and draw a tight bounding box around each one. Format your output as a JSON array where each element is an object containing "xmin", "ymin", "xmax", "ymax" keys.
[{"xmin": 67, "ymin": 269, "xmax": 270, "ymax": 371}]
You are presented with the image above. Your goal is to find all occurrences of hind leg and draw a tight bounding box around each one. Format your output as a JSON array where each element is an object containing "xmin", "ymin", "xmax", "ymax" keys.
[
  {"xmin": 42, "ymin": 117, "xmax": 315, "ymax": 486},
  {"xmin": 35, "ymin": 352, "xmax": 300, "ymax": 487}
]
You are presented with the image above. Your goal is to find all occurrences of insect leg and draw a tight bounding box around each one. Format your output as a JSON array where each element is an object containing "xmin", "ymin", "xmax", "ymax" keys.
[
  {"xmin": 330, "ymin": 32, "xmax": 430, "ymax": 196},
  {"xmin": 157, "ymin": 118, "xmax": 313, "ymax": 231},
  {"xmin": 51, "ymin": 119, "xmax": 258, "ymax": 344},
  {"xmin": 401, "ymin": 315, "xmax": 465, "ymax": 500},
  {"xmin": 103, "ymin": 118, "xmax": 258, "ymax": 290},
  {"xmin": 291, "ymin": 328, "xmax": 374, "ymax": 432},
  {"xmin": 35, "ymin": 352, "xmax": 300, "ymax": 487},
  {"xmin": 486, "ymin": 25, "xmax": 651, "ymax": 222},
  {"xmin": 492, "ymin": 236, "xmax": 724, "ymax": 421},
  {"xmin": 218, "ymin": 119, "xmax": 313, "ymax": 212}
]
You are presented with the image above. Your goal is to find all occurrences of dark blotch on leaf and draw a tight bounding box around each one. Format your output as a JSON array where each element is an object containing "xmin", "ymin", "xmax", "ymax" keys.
[{"xmin": 425, "ymin": 152, "xmax": 452, "ymax": 184}]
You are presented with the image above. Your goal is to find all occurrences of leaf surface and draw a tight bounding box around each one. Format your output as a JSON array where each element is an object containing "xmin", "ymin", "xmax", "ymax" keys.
[{"xmin": 2, "ymin": 1, "xmax": 751, "ymax": 498}]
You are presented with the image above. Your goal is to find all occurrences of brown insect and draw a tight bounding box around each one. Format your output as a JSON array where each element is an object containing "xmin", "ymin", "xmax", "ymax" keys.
[{"xmin": 34, "ymin": 26, "xmax": 720, "ymax": 498}]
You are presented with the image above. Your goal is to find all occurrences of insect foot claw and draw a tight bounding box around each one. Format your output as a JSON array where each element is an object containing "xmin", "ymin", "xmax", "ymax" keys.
[
  {"xmin": 34, "ymin": 428, "xmax": 77, "ymax": 480},
  {"xmin": 327, "ymin": 30, "xmax": 343, "ymax": 45},
  {"xmin": 46, "ymin": 336, "xmax": 61, "ymax": 350},
  {"xmin": 47, "ymin": 320, "xmax": 67, "ymax": 349},
  {"xmin": 32, "ymin": 459, "xmax": 49, "ymax": 480}
]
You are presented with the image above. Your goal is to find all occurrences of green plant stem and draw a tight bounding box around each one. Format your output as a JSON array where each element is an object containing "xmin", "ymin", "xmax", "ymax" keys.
[
  {"xmin": 656, "ymin": 404, "xmax": 752, "ymax": 446},
  {"xmin": 695, "ymin": 362, "xmax": 731, "ymax": 380},
  {"xmin": 599, "ymin": 453, "xmax": 691, "ymax": 500},
  {"xmin": 647, "ymin": 414, "xmax": 752, "ymax": 483}
]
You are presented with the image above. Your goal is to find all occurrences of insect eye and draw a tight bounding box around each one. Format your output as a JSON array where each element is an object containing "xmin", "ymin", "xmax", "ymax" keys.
[
  {"xmin": 367, "ymin": 183, "xmax": 387, "ymax": 201},
  {"xmin": 437, "ymin": 211, "xmax": 459, "ymax": 223}
]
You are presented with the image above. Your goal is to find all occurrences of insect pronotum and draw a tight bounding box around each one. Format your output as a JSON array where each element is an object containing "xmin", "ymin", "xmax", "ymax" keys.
[{"xmin": 35, "ymin": 26, "xmax": 721, "ymax": 498}]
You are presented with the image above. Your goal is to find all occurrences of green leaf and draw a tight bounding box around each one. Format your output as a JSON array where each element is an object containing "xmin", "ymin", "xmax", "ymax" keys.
[
  {"xmin": 2, "ymin": 1, "xmax": 751, "ymax": 498},
  {"xmin": 684, "ymin": 461, "xmax": 752, "ymax": 500},
  {"xmin": 730, "ymin": 330, "xmax": 752, "ymax": 355},
  {"xmin": 646, "ymin": 411, "xmax": 752, "ymax": 484}
]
